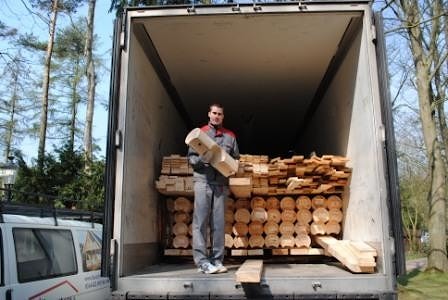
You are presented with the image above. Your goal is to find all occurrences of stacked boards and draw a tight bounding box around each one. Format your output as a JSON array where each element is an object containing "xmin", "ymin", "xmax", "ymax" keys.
[
  {"xmin": 156, "ymin": 155, "xmax": 194, "ymax": 196},
  {"xmin": 230, "ymin": 154, "xmax": 351, "ymax": 197},
  {"xmin": 157, "ymin": 153, "xmax": 378, "ymax": 273},
  {"xmin": 155, "ymin": 154, "xmax": 351, "ymax": 197}
]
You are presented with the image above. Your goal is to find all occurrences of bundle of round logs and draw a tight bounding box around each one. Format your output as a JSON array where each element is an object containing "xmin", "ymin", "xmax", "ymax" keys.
[
  {"xmin": 280, "ymin": 234, "xmax": 295, "ymax": 248},
  {"xmin": 311, "ymin": 195, "xmax": 326, "ymax": 210},
  {"xmin": 264, "ymin": 221, "xmax": 279, "ymax": 235},
  {"xmin": 251, "ymin": 207, "xmax": 268, "ymax": 223},
  {"xmin": 294, "ymin": 233, "xmax": 311, "ymax": 248},
  {"xmin": 267, "ymin": 209, "xmax": 282, "ymax": 223},
  {"xmin": 296, "ymin": 195, "xmax": 311, "ymax": 210},
  {"xmin": 233, "ymin": 222, "xmax": 249, "ymax": 236},
  {"xmin": 173, "ymin": 235, "xmax": 189, "ymax": 248},
  {"xmin": 234, "ymin": 208, "xmax": 251, "ymax": 224},
  {"xmin": 235, "ymin": 198, "xmax": 250, "ymax": 209},
  {"xmin": 174, "ymin": 197, "xmax": 193, "ymax": 213},
  {"xmin": 251, "ymin": 196, "xmax": 266, "ymax": 209},
  {"xmin": 233, "ymin": 236, "xmax": 249, "ymax": 248},
  {"xmin": 279, "ymin": 221, "xmax": 295, "ymax": 235},
  {"xmin": 296, "ymin": 209, "xmax": 312, "ymax": 225},
  {"xmin": 249, "ymin": 234, "xmax": 265, "ymax": 248},
  {"xmin": 248, "ymin": 221, "xmax": 264, "ymax": 235},
  {"xmin": 280, "ymin": 196, "xmax": 296, "ymax": 210},
  {"xmin": 265, "ymin": 196, "xmax": 280, "ymax": 210},
  {"xmin": 264, "ymin": 234, "xmax": 280, "ymax": 248}
]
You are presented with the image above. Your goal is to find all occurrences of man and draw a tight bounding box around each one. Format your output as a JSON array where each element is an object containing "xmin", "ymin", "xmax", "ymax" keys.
[{"xmin": 187, "ymin": 103, "xmax": 239, "ymax": 274}]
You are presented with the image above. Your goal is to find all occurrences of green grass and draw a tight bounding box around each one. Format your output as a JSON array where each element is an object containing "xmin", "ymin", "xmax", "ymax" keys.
[{"xmin": 398, "ymin": 269, "xmax": 448, "ymax": 300}]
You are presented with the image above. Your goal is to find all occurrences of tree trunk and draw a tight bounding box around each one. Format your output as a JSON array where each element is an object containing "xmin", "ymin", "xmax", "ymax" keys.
[
  {"xmin": 432, "ymin": 0, "xmax": 448, "ymax": 169},
  {"xmin": 5, "ymin": 70, "xmax": 18, "ymax": 161},
  {"xmin": 437, "ymin": 0, "xmax": 448, "ymax": 236},
  {"xmin": 83, "ymin": 0, "xmax": 97, "ymax": 167},
  {"xmin": 400, "ymin": 0, "xmax": 448, "ymax": 271},
  {"xmin": 69, "ymin": 61, "xmax": 81, "ymax": 152},
  {"xmin": 38, "ymin": 0, "xmax": 59, "ymax": 168}
]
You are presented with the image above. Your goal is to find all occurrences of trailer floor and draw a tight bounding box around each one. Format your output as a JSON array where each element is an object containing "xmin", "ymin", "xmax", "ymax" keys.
[
  {"xmin": 130, "ymin": 260, "xmax": 354, "ymax": 279},
  {"xmin": 118, "ymin": 260, "xmax": 388, "ymax": 298}
]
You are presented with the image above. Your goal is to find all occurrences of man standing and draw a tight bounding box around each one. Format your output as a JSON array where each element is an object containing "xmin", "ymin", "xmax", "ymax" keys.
[{"xmin": 188, "ymin": 103, "xmax": 239, "ymax": 274}]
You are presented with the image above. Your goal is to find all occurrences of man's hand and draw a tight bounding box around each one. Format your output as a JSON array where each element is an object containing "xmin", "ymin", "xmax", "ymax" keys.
[{"xmin": 200, "ymin": 151, "xmax": 213, "ymax": 163}]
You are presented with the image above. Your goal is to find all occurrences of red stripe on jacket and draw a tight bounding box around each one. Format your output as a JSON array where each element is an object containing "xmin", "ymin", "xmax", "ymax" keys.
[{"xmin": 200, "ymin": 124, "xmax": 236, "ymax": 138}]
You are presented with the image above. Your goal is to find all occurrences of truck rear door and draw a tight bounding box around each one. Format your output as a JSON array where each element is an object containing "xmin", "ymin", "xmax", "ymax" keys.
[
  {"xmin": 101, "ymin": 16, "xmax": 123, "ymax": 288},
  {"xmin": 374, "ymin": 12, "xmax": 406, "ymax": 276}
]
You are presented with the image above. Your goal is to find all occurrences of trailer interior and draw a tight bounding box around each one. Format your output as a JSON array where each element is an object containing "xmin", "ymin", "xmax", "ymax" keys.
[{"xmin": 112, "ymin": 3, "xmax": 399, "ymax": 297}]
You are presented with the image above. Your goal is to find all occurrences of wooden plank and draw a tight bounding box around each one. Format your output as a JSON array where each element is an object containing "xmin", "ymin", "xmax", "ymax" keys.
[
  {"xmin": 289, "ymin": 248, "xmax": 325, "ymax": 255},
  {"xmin": 346, "ymin": 242, "xmax": 377, "ymax": 267},
  {"xmin": 349, "ymin": 241, "xmax": 378, "ymax": 257},
  {"xmin": 327, "ymin": 242, "xmax": 362, "ymax": 272},
  {"xmin": 231, "ymin": 249, "xmax": 248, "ymax": 256},
  {"xmin": 164, "ymin": 249, "xmax": 192, "ymax": 256},
  {"xmin": 235, "ymin": 260, "xmax": 264, "ymax": 283},
  {"xmin": 230, "ymin": 177, "xmax": 252, "ymax": 185},
  {"xmin": 315, "ymin": 236, "xmax": 376, "ymax": 273},
  {"xmin": 314, "ymin": 235, "xmax": 338, "ymax": 248},
  {"xmin": 271, "ymin": 248, "xmax": 289, "ymax": 255},
  {"xmin": 248, "ymin": 249, "xmax": 264, "ymax": 256}
]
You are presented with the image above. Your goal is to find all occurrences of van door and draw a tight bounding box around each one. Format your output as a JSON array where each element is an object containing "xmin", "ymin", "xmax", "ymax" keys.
[
  {"xmin": 73, "ymin": 228, "xmax": 110, "ymax": 298},
  {"xmin": 0, "ymin": 227, "xmax": 13, "ymax": 300}
]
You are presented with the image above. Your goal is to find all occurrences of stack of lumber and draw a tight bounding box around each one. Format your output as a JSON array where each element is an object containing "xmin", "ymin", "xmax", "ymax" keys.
[
  {"xmin": 230, "ymin": 154, "xmax": 351, "ymax": 198},
  {"xmin": 156, "ymin": 155, "xmax": 194, "ymax": 196},
  {"xmin": 166, "ymin": 197, "xmax": 194, "ymax": 249},
  {"xmin": 161, "ymin": 155, "xmax": 193, "ymax": 175},
  {"xmin": 223, "ymin": 194, "xmax": 344, "ymax": 251},
  {"xmin": 155, "ymin": 175, "xmax": 194, "ymax": 196}
]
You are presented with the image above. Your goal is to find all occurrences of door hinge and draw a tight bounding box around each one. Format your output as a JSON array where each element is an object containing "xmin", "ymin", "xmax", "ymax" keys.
[
  {"xmin": 115, "ymin": 129, "xmax": 122, "ymax": 148},
  {"xmin": 371, "ymin": 24, "xmax": 377, "ymax": 44}
]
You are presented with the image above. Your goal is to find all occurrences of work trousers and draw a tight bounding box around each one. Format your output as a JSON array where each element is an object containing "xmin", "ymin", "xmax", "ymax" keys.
[{"xmin": 192, "ymin": 181, "xmax": 227, "ymax": 267}]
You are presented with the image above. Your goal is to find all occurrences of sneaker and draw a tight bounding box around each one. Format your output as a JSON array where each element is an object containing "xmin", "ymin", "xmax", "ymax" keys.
[
  {"xmin": 213, "ymin": 261, "xmax": 228, "ymax": 273},
  {"xmin": 198, "ymin": 262, "xmax": 219, "ymax": 274}
]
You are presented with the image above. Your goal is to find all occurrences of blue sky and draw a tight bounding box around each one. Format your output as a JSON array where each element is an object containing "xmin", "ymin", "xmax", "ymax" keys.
[{"xmin": 0, "ymin": 0, "xmax": 115, "ymax": 162}]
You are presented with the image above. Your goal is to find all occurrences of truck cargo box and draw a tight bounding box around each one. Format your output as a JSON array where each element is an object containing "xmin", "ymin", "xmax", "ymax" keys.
[{"xmin": 103, "ymin": 1, "xmax": 404, "ymax": 299}]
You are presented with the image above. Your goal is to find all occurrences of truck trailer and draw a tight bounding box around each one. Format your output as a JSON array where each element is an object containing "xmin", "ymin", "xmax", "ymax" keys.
[{"xmin": 102, "ymin": 1, "xmax": 405, "ymax": 299}]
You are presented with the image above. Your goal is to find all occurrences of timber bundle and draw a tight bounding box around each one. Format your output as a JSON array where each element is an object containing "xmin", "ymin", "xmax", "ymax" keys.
[
  {"xmin": 163, "ymin": 194, "xmax": 343, "ymax": 251},
  {"xmin": 223, "ymin": 194, "xmax": 344, "ymax": 249},
  {"xmin": 157, "ymin": 154, "xmax": 378, "ymax": 273},
  {"xmin": 231, "ymin": 154, "xmax": 351, "ymax": 197},
  {"xmin": 155, "ymin": 155, "xmax": 194, "ymax": 196},
  {"xmin": 155, "ymin": 154, "xmax": 351, "ymax": 197},
  {"xmin": 156, "ymin": 153, "xmax": 351, "ymax": 250}
]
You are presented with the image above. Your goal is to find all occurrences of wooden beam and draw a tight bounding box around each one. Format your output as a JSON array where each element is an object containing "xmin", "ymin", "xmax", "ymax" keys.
[
  {"xmin": 315, "ymin": 236, "xmax": 377, "ymax": 273},
  {"xmin": 235, "ymin": 260, "xmax": 264, "ymax": 283}
]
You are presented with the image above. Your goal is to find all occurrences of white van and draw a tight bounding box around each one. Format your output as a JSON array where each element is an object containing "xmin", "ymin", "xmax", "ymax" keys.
[{"xmin": 0, "ymin": 213, "xmax": 110, "ymax": 300}]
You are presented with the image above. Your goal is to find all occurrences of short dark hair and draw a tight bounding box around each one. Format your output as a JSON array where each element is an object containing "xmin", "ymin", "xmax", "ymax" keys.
[{"xmin": 209, "ymin": 103, "xmax": 224, "ymax": 112}]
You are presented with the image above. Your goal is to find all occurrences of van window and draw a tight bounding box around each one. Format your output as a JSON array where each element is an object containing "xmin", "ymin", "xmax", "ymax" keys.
[
  {"xmin": 13, "ymin": 228, "xmax": 77, "ymax": 283},
  {"xmin": 76, "ymin": 230, "xmax": 102, "ymax": 272}
]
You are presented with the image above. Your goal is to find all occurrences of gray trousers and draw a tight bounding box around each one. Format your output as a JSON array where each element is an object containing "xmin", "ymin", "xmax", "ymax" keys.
[{"xmin": 192, "ymin": 181, "xmax": 227, "ymax": 267}]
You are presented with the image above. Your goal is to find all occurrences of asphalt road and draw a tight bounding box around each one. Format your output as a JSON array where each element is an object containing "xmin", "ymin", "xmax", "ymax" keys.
[{"xmin": 406, "ymin": 257, "xmax": 427, "ymax": 271}]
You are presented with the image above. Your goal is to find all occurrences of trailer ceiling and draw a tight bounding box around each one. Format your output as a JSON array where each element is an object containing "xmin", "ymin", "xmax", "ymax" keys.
[{"xmin": 138, "ymin": 11, "xmax": 361, "ymax": 155}]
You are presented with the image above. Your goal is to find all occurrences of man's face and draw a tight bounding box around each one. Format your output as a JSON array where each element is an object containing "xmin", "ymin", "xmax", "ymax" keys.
[{"xmin": 208, "ymin": 106, "xmax": 224, "ymax": 126}]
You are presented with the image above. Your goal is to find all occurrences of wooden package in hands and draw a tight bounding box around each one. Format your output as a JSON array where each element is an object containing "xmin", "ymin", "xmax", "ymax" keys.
[{"xmin": 185, "ymin": 128, "xmax": 238, "ymax": 177}]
